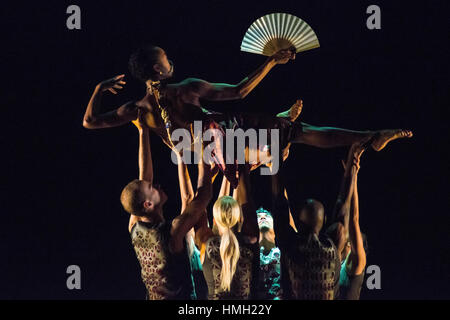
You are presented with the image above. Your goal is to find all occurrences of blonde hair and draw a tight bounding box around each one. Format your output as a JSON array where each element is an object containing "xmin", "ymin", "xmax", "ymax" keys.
[{"xmin": 212, "ymin": 196, "xmax": 243, "ymax": 292}]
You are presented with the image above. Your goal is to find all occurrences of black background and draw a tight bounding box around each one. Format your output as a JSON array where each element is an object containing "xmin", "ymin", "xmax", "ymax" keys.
[{"xmin": 1, "ymin": 0, "xmax": 449, "ymax": 299}]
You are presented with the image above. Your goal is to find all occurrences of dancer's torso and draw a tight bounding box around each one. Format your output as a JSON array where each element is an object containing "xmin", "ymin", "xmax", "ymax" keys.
[
  {"xmin": 285, "ymin": 233, "xmax": 340, "ymax": 300},
  {"xmin": 130, "ymin": 221, "xmax": 193, "ymax": 300},
  {"xmin": 202, "ymin": 235, "xmax": 259, "ymax": 300},
  {"xmin": 338, "ymin": 252, "xmax": 365, "ymax": 300},
  {"xmin": 257, "ymin": 246, "xmax": 283, "ymax": 299},
  {"xmin": 135, "ymin": 84, "xmax": 211, "ymax": 149}
]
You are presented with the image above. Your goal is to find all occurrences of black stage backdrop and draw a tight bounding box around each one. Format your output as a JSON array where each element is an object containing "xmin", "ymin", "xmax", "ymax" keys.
[{"xmin": 1, "ymin": 0, "xmax": 449, "ymax": 299}]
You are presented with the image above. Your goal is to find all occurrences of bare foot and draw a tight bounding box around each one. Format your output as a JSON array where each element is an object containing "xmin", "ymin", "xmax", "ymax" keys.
[
  {"xmin": 276, "ymin": 99, "xmax": 303, "ymax": 122},
  {"xmin": 371, "ymin": 129, "xmax": 413, "ymax": 151},
  {"xmin": 289, "ymin": 99, "xmax": 303, "ymax": 122}
]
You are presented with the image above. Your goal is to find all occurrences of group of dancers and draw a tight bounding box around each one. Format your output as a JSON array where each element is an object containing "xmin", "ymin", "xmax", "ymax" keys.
[{"xmin": 83, "ymin": 44, "xmax": 412, "ymax": 300}]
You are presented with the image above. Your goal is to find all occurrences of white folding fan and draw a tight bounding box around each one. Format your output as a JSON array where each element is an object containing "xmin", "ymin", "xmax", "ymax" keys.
[{"xmin": 240, "ymin": 13, "xmax": 320, "ymax": 56}]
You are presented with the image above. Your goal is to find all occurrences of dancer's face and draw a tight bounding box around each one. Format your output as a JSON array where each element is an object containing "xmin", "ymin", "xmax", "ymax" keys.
[
  {"xmin": 154, "ymin": 48, "xmax": 174, "ymax": 79},
  {"xmin": 257, "ymin": 211, "xmax": 274, "ymax": 230},
  {"xmin": 140, "ymin": 181, "xmax": 168, "ymax": 214}
]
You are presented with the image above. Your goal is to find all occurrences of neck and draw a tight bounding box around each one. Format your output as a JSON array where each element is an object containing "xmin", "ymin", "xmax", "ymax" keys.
[
  {"xmin": 139, "ymin": 209, "xmax": 164, "ymax": 225},
  {"xmin": 259, "ymin": 230, "xmax": 275, "ymax": 252},
  {"xmin": 260, "ymin": 229, "xmax": 275, "ymax": 243}
]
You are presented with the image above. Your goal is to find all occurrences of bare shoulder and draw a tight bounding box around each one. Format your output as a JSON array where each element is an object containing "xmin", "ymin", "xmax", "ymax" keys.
[
  {"xmin": 171, "ymin": 78, "xmax": 206, "ymax": 105},
  {"xmin": 175, "ymin": 78, "xmax": 211, "ymax": 93}
]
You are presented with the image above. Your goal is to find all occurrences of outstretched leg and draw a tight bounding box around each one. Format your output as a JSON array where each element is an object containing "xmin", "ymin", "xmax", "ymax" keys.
[{"xmin": 292, "ymin": 122, "xmax": 412, "ymax": 151}]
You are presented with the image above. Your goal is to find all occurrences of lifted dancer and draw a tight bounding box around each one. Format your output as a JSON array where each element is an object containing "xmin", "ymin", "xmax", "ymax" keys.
[{"xmin": 83, "ymin": 45, "xmax": 412, "ymax": 188}]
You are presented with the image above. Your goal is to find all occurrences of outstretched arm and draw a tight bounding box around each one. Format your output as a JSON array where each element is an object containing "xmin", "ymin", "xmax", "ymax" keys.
[
  {"xmin": 346, "ymin": 163, "xmax": 367, "ymax": 276},
  {"xmin": 219, "ymin": 173, "xmax": 231, "ymax": 198},
  {"xmin": 128, "ymin": 110, "xmax": 153, "ymax": 232},
  {"xmin": 170, "ymin": 156, "xmax": 213, "ymax": 254},
  {"xmin": 271, "ymin": 161, "xmax": 294, "ymax": 249},
  {"xmin": 83, "ymin": 74, "xmax": 138, "ymax": 129},
  {"xmin": 233, "ymin": 166, "xmax": 259, "ymax": 243},
  {"xmin": 328, "ymin": 144, "xmax": 360, "ymax": 256},
  {"xmin": 180, "ymin": 48, "xmax": 295, "ymax": 102},
  {"xmin": 176, "ymin": 152, "xmax": 194, "ymax": 213},
  {"xmin": 137, "ymin": 119, "xmax": 153, "ymax": 184}
]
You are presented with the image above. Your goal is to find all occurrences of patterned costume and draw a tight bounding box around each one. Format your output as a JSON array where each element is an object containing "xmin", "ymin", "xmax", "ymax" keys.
[
  {"xmin": 131, "ymin": 221, "xmax": 193, "ymax": 300},
  {"xmin": 202, "ymin": 235, "xmax": 259, "ymax": 300}
]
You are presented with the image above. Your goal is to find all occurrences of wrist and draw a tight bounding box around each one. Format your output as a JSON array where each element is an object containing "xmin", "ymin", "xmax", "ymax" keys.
[
  {"xmin": 266, "ymin": 57, "xmax": 276, "ymax": 67},
  {"xmin": 94, "ymin": 84, "xmax": 104, "ymax": 93}
]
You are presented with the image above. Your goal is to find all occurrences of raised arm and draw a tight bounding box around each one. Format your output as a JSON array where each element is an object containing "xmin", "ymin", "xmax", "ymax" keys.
[
  {"xmin": 179, "ymin": 48, "xmax": 295, "ymax": 102},
  {"xmin": 175, "ymin": 152, "xmax": 194, "ymax": 213},
  {"xmin": 328, "ymin": 143, "xmax": 361, "ymax": 256},
  {"xmin": 136, "ymin": 110, "xmax": 153, "ymax": 184},
  {"xmin": 128, "ymin": 110, "xmax": 154, "ymax": 232},
  {"xmin": 219, "ymin": 172, "xmax": 231, "ymax": 198},
  {"xmin": 232, "ymin": 166, "xmax": 259, "ymax": 243},
  {"xmin": 271, "ymin": 162, "xmax": 294, "ymax": 249},
  {"xmin": 82, "ymin": 74, "xmax": 138, "ymax": 129},
  {"xmin": 170, "ymin": 155, "xmax": 213, "ymax": 254},
  {"xmin": 346, "ymin": 153, "xmax": 367, "ymax": 276}
]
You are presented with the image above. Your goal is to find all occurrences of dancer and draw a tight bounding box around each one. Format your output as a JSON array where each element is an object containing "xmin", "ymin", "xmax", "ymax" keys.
[
  {"xmin": 214, "ymin": 175, "xmax": 284, "ymax": 300},
  {"xmin": 256, "ymin": 207, "xmax": 283, "ymax": 300},
  {"xmin": 271, "ymin": 141, "xmax": 366, "ymax": 300},
  {"xmin": 200, "ymin": 166, "xmax": 260, "ymax": 299},
  {"xmin": 82, "ymin": 45, "xmax": 412, "ymax": 188},
  {"xmin": 121, "ymin": 111, "xmax": 212, "ymax": 300}
]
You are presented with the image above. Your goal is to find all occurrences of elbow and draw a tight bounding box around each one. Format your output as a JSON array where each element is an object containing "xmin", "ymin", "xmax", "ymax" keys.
[{"xmin": 82, "ymin": 117, "xmax": 95, "ymax": 129}]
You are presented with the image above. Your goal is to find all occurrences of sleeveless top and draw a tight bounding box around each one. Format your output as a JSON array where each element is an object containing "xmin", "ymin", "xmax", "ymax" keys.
[
  {"xmin": 130, "ymin": 221, "xmax": 193, "ymax": 300},
  {"xmin": 257, "ymin": 246, "xmax": 283, "ymax": 299},
  {"xmin": 339, "ymin": 252, "xmax": 365, "ymax": 300},
  {"xmin": 202, "ymin": 234, "xmax": 259, "ymax": 300},
  {"xmin": 284, "ymin": 233, "xmax": 341, "ymax": 300}
]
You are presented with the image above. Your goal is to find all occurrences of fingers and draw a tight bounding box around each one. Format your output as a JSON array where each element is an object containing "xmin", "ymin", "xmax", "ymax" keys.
[
  {"xmin": 114, "ymin": 74, "xmax": 125, "ymax": 80},
  {"xmin": 108, "ymin": 88, "xmax": 118, "ymax": 94}
]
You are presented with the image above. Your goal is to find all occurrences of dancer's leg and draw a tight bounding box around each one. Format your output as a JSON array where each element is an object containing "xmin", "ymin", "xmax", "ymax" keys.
[{"xmin": 292, "ymin": 123, "xmax": 412, "ymax": 151}]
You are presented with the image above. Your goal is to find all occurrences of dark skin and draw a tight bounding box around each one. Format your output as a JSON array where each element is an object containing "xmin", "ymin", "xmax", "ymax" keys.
[
  {"xmin": 82, "ymin": 47, "xmax": 295, "ymax": 135},
  {"xmin": 84, "ymin": 47, "xmax": 412, "ymax": 221}
]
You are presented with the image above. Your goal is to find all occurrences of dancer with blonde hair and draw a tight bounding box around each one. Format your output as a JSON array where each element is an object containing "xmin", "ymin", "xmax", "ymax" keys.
[{"xmin": 200, "ymin": 167, "xmax": 259, "ymax": 299}]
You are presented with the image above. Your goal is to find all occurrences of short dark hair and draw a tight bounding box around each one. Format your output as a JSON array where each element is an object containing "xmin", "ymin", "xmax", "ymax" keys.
[
  {"xmin": 120, "ymin": 179, "xmax": 145, "ymax": 215},
  {"xmin": 128, "ymin": 45, "xmax": 162, "ymax": 82}
]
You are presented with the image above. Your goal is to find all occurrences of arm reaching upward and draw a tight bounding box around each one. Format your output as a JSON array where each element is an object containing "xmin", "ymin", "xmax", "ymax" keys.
[
  {"xmin": 233, "ymin": 166, "xmax": 259, "ymax": 243},
  {"xmin": 128, "ymin": 110, "xmax": 154, "ymax": 232},
  {"xmin": 328, "ymin": 144, "xmax": 361, "ymax": 256},
  {"xmin": 180, "ymin": 48, "xmax": 295, "ymax": 102},
  {"xmin": 83, "ymin": 74, "xmax": 138, "ymax": 129},
  {"xmin": 219, "ymin": 173, "xmax": 231, "ymax": 198},
  {"xmin": 175, "ymin": 151, "xmax": 194, "ymax": 213},
  {"xmin": 346, "ymin": 154, "xmax": 367, "ymax": 276},
  {"xmin": 136, "ymin": 110, "xmax": 154, "ymax": 184},
  {"xmin": 271, "ymin": 161, "xmax": 294, "ymax": 249},
  {"xmin": 170, "ymin": 154, "xmax": 213, "ymax": 254}
]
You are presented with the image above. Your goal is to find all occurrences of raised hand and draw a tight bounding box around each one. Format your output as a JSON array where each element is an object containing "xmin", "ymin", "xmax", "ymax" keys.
[
  {"xmin": 271, "ymin": 46, "xmax": 296, "ymax": 64},
  {"xmin": 97, "ymin": 74, "xmax": 126, "ymax": 94},
  {"xmin": 132, "ymin": 108, "xmax": 149, "ymax": 131}
]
